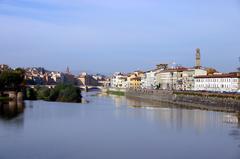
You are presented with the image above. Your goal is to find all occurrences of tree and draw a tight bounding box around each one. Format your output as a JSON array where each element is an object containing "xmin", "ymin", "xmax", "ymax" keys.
[
  {"xmin": 58, "ymin": 86, "xmax": 81, "ymax": 102},
  {"xmin": 37, "ymin": 87, "xmax": 50, "ymax": 100},
  {"xmin": 48, "ymin": 84, "xmax": 81, "ymax": 102},
  {"xmin": 0, "ymin": 69, "xmax": 25, "ymax": 92},
  {"xmin": 26, "ymin": 88, "xmax": 37, "ymax": 100},
  {"xmin": 206, "ymin": 68, "xmax": 217, "ymax": 75}
]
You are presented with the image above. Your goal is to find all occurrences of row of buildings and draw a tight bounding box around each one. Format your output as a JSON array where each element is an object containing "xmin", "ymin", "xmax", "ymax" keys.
[
  {"xmin": 1, "ymin": 65, "xmax": 108, "ymax": 87},
  {"xmin": 25, "ymin": 67, "xmax": 65, "ymax": 85},
  {"xmin": 25, "ymin": 66, "xmax": 108, "ymax": 87},
  {"xmin": 110, "ymin": 49, "xmax": 240, "ymax": 93}
]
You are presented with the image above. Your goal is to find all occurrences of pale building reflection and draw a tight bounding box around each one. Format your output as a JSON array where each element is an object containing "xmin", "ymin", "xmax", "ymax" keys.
[
  {"xmin": 228, "ymin": 113, "xmax": 240, "ymax": 148},
  {"xmin": 110, "ymin": 95, "xmax": 126, "ymax": 108},
  {"xmin": 123, "ymin": 96, "xmax": 237, "ymax": 133}
]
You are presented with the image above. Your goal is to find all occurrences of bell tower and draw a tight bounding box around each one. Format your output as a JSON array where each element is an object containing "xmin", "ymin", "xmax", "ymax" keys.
[
  {"xmin": 195, "ymin": 48, "xmax": 201, "ymax": 69},
  {"xmin": 66, "ymin": 66, "xmax": 71, "ymax": 74}
]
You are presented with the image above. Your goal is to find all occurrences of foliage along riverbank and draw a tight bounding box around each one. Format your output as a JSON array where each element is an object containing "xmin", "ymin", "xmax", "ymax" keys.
[
  {"xmin": 26, "ymin": 84, "xmax": 82, "ymax": 103},
  {"xmin": 107, "ymin": 90, "xmax": 125, "ymax": 96},
  {"xmin": 0, "ymin": 96, "xmax": 10, "ymax": 101},
  {"xmin": 0, "ymin": 68, "xmax": 25, "ymax": 102}
]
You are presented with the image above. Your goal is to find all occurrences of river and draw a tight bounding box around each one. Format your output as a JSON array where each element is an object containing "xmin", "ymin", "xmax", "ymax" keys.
[{"xmin": 0, "ymin": 92, "xmax": 239, "ymax": 159}]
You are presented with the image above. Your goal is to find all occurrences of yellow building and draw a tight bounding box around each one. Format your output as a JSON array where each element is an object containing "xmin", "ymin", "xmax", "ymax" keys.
[{"xmin": 127, "ymin": 71, "xmax": 144, "ymax": 89}]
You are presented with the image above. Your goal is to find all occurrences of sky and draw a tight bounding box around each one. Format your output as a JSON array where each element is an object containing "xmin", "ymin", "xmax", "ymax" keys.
[{"xmin": 0, "ymin": 0, "xmax": 239, "ymax": 74}]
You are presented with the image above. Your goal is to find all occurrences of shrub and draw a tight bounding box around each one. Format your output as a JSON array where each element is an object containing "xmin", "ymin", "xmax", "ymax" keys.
[
  {"xmin": 49, "ymin": 84, "xmax": 82, "ymax": 102},
  {"xmin": 37, "ymin": 87, "xmax": 50, "ymax": 100},
  {"xmin": 26, "ymin": 88, "xmax": 37, "ymax": 100}
]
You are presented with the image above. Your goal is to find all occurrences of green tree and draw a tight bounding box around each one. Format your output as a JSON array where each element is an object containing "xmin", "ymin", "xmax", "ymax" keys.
[
  {"xmin": 51, "ymin": 84, "xmax": 81, "ymax": 102},
  {"xmin": 25, "ymin": 84, "xmax": 82, "ymax": 103},
  {"xmin": 37, "ymin": 87, "xmax": 50, "ymax": 100},
  {"xmin": 48, "ymin": 84, "xmax": 66, "ymax": 101},
  {"xmin": 26, "ymin": 88, "xmax": 37, "ymax": 100},
  {"xmin": 0, "ymin": 69, "xmax": 25, "ymax": 92},
  {"xmin": 58, "ymin": 86, "xmax": 81, "ymax": 102}
]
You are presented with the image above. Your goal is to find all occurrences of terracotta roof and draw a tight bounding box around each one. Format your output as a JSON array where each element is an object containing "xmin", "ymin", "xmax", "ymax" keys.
[
  {"xmin": 131, "ymin": 77, "xmax": 141, "ymax": 81},
  {"xmin": 195, "ymin": 73, "xmax": 240, "ymax": 79},
  {"xmin": 160, "ymin": 67, "xmax": 188, "ymax": 73},
  {"xmin": 119, "ymin": 77, "xmax": 127, "ymax": 80},
  {"xmin": 134, "ymin": 70, "xmax": 144, "ymax": 73},
  {"xmin": 145, "ymin": 68, "xmax": 163, "ymax": 73}
]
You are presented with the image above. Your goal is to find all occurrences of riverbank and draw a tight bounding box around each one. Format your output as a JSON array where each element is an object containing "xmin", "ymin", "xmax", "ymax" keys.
[
  {"xmin": 26, "ymin": 84, "xmax": 82, "ymax": 103},
  {"xmin": 0, "ymin": 96, "xmax": 10, "ymax": 101},
  {"xmin": 103, "ymin": 88, "xmax": 126, "ymax": 96},
  {"xmin": 125, "ymin": 89, "xmax": 240, "ymax": 112}
]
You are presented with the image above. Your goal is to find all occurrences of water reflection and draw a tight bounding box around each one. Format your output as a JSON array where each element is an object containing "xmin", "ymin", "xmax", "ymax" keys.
[
  {"xmin": 0, "ymin": 93, "xmax": 240, "ymax": 159},
  {"xmin": 109, "ymin": 94, "xmax": 240, "ymax": 150},
  {"xmin": 0, "ymin": 100, "xmax": 24, "ymax": 119},
  {"xmin": 228, "ymin": 113, "xmax": 240, "ymax": 148},
  {"xmin": 110, "ymin": 94, "xmax": 240, "ymax": 135}
]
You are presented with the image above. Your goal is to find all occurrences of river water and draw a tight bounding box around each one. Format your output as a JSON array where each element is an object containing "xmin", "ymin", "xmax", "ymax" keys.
[{"xmin": 0, "ymin": 92, "xmax": 239, "ymax": 159}]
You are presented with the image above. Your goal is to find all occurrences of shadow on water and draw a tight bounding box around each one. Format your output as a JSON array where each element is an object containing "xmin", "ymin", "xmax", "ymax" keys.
[{"xmin": 0, "ymin": 100, "xmax": 25, "ymax": 120}]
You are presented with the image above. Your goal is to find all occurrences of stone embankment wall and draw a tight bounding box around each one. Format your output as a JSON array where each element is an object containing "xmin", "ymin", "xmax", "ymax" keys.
[
  {"xmin": 102, "ymin": 87, "xmax": 126, "ymax": 93},
  {"xmin": 125, "ymin": 89, "xmax": 240, "ymax": 112}
]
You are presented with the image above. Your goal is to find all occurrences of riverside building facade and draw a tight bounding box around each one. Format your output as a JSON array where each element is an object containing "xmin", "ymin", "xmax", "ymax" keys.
[{"xmin": 194, "ymin": 73, "xmax": 240, "ymax": 92}]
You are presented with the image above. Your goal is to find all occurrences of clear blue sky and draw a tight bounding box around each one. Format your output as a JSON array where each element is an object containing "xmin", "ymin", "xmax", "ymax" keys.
[{"xmin": 0, "ymin": 0, "xmax": 239, "ymax": 74}]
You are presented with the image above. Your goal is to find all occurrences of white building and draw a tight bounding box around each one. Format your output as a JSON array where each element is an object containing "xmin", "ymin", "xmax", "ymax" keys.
[
  {"xmin": 156, "ymin": 67, "xmax": 207, "ymax": 90},
  {"xmin": 182, "ymin": 68, "xmax": 207, "ymax": 90},
  {"xmin": 50, "ymin": 72, "xmax": 63, "ymax": 83},
  {"xmin": 111, "ymin": 72, "xmax": 128, "ymax": 88},
  {"xmin": 141, "ymin": 70, "xmax": 156, "ymax": 89},
  {"xmin": 141, "ymin": 64, "xmax": 168, "ymax": 89},
  {"xmin": 156, "ymin": 67, "xmax": 188, "ymax": 90},
  {"xmin": 141, "ymin": 69, "xmax": 164, "ymax": 89},
  {"xmin": 194, "ymin": 73, "xmax": 240, "ymax": 92}
]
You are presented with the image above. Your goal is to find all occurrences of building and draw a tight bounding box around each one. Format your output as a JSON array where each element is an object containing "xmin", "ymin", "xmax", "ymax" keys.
[
  {"xmin": 182, "ymin": 68, "xmax": 207, "ymax": 90},
  {"xmin": 194, "ymin": 73, "xmax": 240, "ymax": 92},
  {"xmin": 111, "ymin": 72, "xmax": 128, "ymax": 88},
  {"xmin": 0, "ymin": 64, "xmax": 10, "ymax": 71},
  {"xmin": 24, "ymin": 67, "xmax": 47, "ymax": 85},
  {"xmin": 141, "ymin": 64, "xmax": 168, "ymax": 89},
  {"xmin": 195, "ymin": 48, "xmax": 201, "ymax": 69},
  {"xmin": 99, "ymin": 78, "xmax": 111, "ymax": 87},
  {"xmin": 156, "ymin": 67, "xmax": 188, "ymax": 90},
  {"xmin": 77, "ymin": 72, "xmax": 99, "ymax": 86},
  {"xmin": 156, "ymin": 67, "xmax": 208, "ymax": 91},
  {"xmin": 24, "ymin": 67, "xmax": 65, "ymax": 85},
  {"xmin": 63, "ymin": 67, "xmax": 76, "ymax": 84},
  {"xmin": 141, "ymin": 70, "xmax": 157, "ymax": 89},
  {"xmin": 50, "ymin": 72, "xmax": 64, "ymax": 84},
  {"xmin": 155, "ymin": 48, "xmax": 208, "ymax": 90},
  {"xmin": 92, "ymin": 74, "xmax": 108, "ymax": 86},
  {"xmin": 127, "ymin": 71, "xmax": 144, "ymax": 89},
  {"xmin": 63, "ymin": 73, "xmax": 76, "ymax": 85}
]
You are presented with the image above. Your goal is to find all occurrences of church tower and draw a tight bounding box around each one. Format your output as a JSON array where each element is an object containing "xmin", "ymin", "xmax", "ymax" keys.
[
  {"xmin": 66, "ymin": 66, "xmax": 71, "ymax": 74},
  {"xmin": 195, "ymin": 48, "xmax": 201, "ymax": 69}
]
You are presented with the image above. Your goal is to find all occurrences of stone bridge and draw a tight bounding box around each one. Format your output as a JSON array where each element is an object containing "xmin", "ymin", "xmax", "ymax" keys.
[
  {"xmin": 3, "ymin": 91, "xmax": 23, "ymax": 101},
  {"xmin": 27, "ymin": 85, "xmax": 104, "ymax": 91}
]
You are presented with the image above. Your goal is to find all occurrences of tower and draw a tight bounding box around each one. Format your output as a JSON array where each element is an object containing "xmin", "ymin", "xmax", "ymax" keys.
[
  {"xmin": 195, "ymin": 48, "xmax": 201, "ymax": 69},
  {"xmin": 66, "ymin": 66, "xmax": 70, "ymax": 74}
]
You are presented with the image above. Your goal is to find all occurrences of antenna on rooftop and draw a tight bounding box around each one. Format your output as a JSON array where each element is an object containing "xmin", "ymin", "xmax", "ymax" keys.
[
  {"xmin": 238, "ymin": 56, "xmax": 240, "ymax": 72},
  {"xmin": 171, "ymin": 61, "xmax": 176, "ymax": 69}
]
